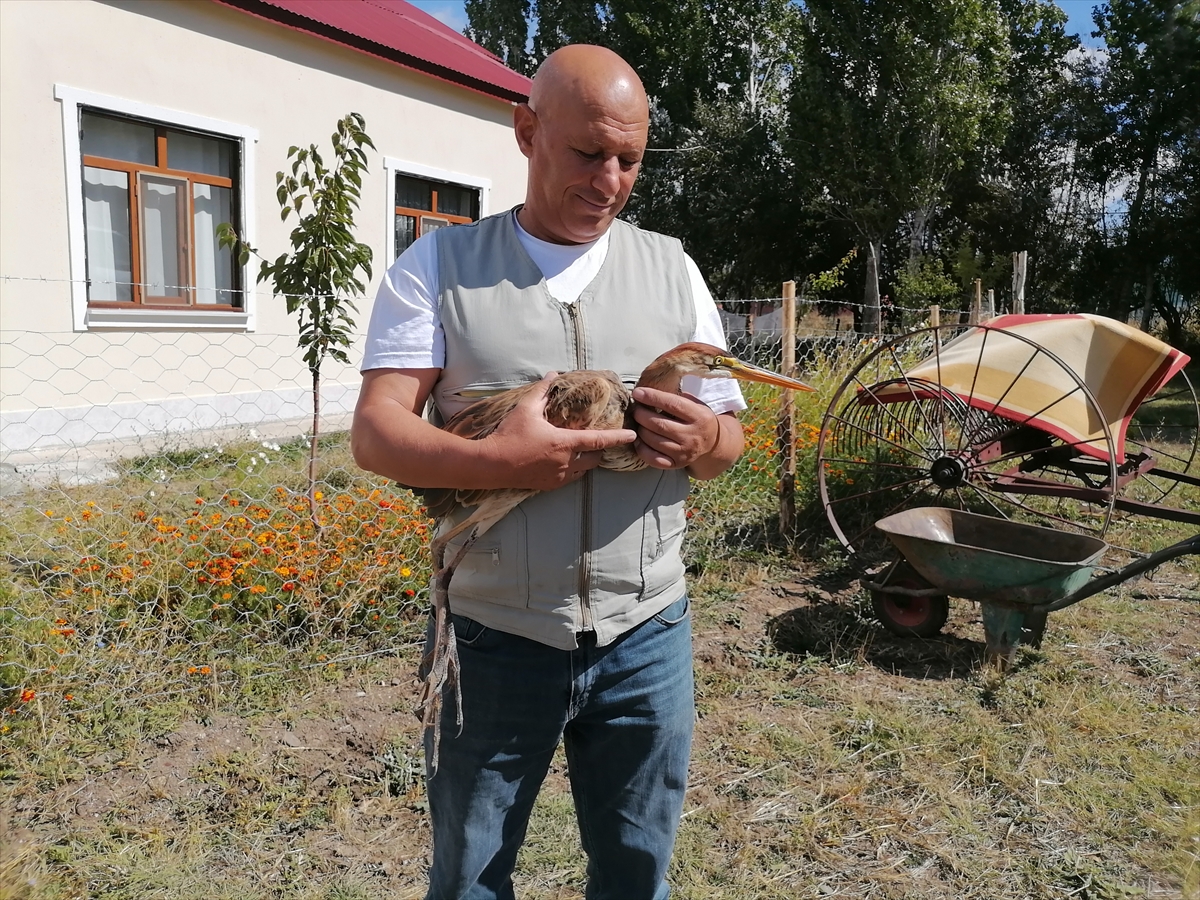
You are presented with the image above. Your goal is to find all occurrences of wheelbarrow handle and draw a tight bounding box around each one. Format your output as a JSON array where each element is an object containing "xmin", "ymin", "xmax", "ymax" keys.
[{"xmin": 1039, "ymin": 533, "xmax": 1200, "ymax": 613}]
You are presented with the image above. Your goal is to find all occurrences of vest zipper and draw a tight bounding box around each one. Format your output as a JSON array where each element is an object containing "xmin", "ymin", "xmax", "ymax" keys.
[{"xmin": 568, "ymin": 302, "xmax": 594, "ymax": 632}]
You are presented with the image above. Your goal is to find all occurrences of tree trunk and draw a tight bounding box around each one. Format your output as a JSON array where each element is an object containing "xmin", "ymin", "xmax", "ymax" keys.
[
  {"xmin": 906, "ymin": 207, "xmax": 929, "ymax": 274},
  {"xmin": 863, "ymin": 238, "xmax": 882, "ymax": 334},
  {"xmin": 1119, "ymin": 130, "xmax": 1159, "ymax": 318},
  {"xmin": 309, "ymin": 367, "xmax": 321, "ymax": 534},
  {"xmin": 1139, "ymin": 262, "xmax": 1155, "ymax": 332}
]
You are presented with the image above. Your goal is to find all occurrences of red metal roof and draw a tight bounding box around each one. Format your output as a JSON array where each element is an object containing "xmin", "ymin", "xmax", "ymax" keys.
[{"xmin": 213, "ymin": 0, "xmax": 531, "ymax": 103}]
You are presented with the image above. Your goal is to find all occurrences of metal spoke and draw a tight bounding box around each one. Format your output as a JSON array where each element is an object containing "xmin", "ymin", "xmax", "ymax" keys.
[{"xmin": 973, "ymin": 473, "xmax": 1108, "ymax": 535}]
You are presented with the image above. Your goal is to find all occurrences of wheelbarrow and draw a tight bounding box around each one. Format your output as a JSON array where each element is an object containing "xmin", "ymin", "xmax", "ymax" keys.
[{"xmin": 866, "ymin": 507, "xmax": 1200, "ymax": 665}]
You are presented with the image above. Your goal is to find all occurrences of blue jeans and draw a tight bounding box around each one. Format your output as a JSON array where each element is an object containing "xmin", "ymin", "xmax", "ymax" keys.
[{"xmin": 423, "ymin": 594, "xmax": 694, "ymax": 900}]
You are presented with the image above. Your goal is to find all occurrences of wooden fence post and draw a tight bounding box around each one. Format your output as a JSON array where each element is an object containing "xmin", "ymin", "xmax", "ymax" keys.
[
  {"xmin": 930, "ymin": 304, "xmax": 941, "ymax": 347},
  {"xmin": 970, "ymin": 279, "xmax": 982, "ymax": 325},
  {"xmin": 779, "ymin": 280, "xmax": 797, "ymax": 538},
  {"xmin": 985, "ymin": 288, "xmax": 995, "ymax": 321}
]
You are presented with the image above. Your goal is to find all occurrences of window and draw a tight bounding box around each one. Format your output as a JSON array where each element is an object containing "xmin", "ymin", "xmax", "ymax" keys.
[
  {"xmin": 394, "ymin": 173, "xmax": 481, "ymax": 258},
  {"xmin": 81, "ymin": 110, "xmax": 241, "ymax": 308}
]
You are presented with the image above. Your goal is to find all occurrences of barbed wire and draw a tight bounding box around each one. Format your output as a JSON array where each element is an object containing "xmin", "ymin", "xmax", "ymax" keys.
[
  {"xmin": 0, "ymin": 273, "xmax": 369, "ymax": 304},
  {"xmin": 726, "ymin": 294, "xmax": 974, "ymax": 317},
  {"xmin": 0, "ymin": 273, "xmax": 980, "ymax": 318}
]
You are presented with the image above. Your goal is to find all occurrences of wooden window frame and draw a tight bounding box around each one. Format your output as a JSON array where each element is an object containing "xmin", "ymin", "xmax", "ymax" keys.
[
  {"xmin": 384, "ymin": 159, "xmax": 492, "ymax": 268},
  {"xmin": 394, "ymin": 184, "xmax": 477, "ymax": 238},
  {"xmin": 81, "ymin": 114, "xmax": 241, "ymax": 310}
]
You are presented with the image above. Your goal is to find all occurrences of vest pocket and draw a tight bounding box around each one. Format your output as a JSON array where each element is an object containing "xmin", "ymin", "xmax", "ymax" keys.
[
  {"xmin": 640, "ymin": 470, "xmax": 690, "ymax": 593},
  {"xmin": 443, "ymin": 505, "xmax": 529, "ymax": 608}
]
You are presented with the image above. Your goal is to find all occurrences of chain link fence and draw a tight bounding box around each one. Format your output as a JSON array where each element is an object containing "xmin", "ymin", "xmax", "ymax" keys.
[{"xmin": 0, "ymin": 306, "xmax": 890, "ymax": 762}]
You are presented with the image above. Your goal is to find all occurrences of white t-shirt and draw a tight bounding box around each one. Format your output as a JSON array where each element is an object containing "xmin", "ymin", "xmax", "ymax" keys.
[{"xmin": 360, "ymin": 213, "xmax": 747, "ymax": 415}]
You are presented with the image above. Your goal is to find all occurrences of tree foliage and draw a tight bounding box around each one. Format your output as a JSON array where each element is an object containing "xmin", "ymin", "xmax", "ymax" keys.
[
  {"xmin": 218, "ymin": 113, "xmax": 375, "ymax": 524},
  {"xmin": 464, "ymin": 0, "xmax": 1200, "ymax": 346}
]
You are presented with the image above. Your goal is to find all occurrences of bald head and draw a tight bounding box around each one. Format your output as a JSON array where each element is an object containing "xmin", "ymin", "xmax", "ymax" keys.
[
  {"xmin": 529, "ymin": 45, "xmax": 649, "ymax": 124},
  {"xmin": 514, "ymin": 45, "xmax": 650, "ymax": 244}
]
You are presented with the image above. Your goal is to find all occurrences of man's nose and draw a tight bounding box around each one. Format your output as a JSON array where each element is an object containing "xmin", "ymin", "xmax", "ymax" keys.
[{"xmin": 591, "ymin": 156, "xmax": 622, "ymax": 198}]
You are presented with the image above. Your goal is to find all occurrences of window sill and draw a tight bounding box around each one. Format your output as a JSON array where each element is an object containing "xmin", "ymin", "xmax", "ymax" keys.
[{"xmin": 84, "ymin": 306, "xmax": 252, "ymax": 331}]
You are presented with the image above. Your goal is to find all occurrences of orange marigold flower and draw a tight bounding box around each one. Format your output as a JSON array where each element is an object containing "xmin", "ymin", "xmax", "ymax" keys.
[{"xmin": 20, "ymin": 689, "xmax": 35, "ymax": 703}]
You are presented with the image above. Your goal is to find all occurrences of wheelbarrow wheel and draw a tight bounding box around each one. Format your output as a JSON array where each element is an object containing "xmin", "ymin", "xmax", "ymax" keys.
[{"xmin": 870, "ymin": 589, "xmax": 950, "ymax": 638}]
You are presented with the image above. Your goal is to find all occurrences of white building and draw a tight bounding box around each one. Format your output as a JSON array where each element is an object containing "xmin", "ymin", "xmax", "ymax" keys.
[{"xmin": 0, "ymin": 0, "xmax": 529, "ymax": 472}]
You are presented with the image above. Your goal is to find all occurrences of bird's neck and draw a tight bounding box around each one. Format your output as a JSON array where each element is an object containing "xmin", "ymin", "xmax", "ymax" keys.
[{"xmin": 634, "ymin": 359, "xmax": 685, "ymax": 394}]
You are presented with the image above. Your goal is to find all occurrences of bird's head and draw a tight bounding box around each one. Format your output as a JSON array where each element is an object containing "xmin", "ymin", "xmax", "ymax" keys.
[{"xmin": 637, "ymin": 342, "xmax": 816, "ymax": 393}]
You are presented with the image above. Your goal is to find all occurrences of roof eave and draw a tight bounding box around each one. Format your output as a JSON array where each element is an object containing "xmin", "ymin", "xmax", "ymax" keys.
[{"xmin": 212, "ymin": 0, "xmax": 529, "ymax": 105}]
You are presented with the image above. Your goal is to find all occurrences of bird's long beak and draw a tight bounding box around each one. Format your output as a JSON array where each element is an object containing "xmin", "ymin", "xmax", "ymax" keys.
[{"xmin": 718, "ymin": 356, "xmax": 817, "ymax": 392}]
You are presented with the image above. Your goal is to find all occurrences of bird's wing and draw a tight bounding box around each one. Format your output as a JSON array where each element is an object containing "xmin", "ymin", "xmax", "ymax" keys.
[{"xmin": 408, "ymin": 385, "xmax": 537, "ymax": 519}]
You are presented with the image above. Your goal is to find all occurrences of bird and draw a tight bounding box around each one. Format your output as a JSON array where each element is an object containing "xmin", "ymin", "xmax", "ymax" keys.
[{"xmin": 415, "ymin": 342, "xmax": 816, "ymax": 763}]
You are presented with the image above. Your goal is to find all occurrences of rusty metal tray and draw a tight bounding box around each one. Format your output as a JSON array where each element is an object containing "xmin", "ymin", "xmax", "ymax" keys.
[{"xmin": 873, "ymin": 508, "xmax": 1108, "ymax": 606}]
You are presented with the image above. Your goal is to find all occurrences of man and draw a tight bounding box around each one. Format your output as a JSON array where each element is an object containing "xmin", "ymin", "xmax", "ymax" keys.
[{"xmin": 352, "ymin": 45, "xmax": 747, "ymax": 900}]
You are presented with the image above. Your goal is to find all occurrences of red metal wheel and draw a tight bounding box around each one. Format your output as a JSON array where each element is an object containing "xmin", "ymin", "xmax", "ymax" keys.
[{"xmin": 871, "ymin": 590, "xmax": 950, "ymax": 638}]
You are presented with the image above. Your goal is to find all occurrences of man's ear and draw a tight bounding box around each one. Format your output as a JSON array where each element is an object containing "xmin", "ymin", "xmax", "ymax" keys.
[{"xmin": 513, "ymin": 103, "xmax": 537, "ymax": 159}]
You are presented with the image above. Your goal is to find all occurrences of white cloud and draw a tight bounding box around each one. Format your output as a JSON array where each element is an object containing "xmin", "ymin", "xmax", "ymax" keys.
[{"xmin": 410, "ymin": 1, "xmax": 469, "ymax": 34}]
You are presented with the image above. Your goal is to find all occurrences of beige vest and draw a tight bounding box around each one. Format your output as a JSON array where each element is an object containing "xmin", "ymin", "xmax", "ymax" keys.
[{"xmin": 431, "ymin": 210, "xmax": 696, "ymax": 649}]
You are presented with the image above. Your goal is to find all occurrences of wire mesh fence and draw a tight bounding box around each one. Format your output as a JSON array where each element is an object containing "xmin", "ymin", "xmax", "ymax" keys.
[{"xmin": 0, "ymin": 310, "xmax": 890, "ymax": 759}]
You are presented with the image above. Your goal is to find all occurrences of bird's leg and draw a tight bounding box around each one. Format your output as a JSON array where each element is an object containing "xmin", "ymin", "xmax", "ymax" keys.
[{"xmin": 418, "ymin": 525, "xmax": 481, "ymax": 773}]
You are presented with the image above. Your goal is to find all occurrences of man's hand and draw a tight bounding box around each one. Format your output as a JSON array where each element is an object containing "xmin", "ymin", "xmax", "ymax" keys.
[
  {"xmin": 630, "ymin": 387, "xmax": 720, "ymax": 469},
  {"xmin": 478, "ymin": 374, "xmax": 637, "ymax": 491},
  {"xmin": 630, "ymin": 387, "xmax": 745, "ymax": 479}
]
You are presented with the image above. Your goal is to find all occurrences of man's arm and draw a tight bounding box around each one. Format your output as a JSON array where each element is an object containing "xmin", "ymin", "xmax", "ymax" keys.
[
  {"xmin": 630, "ymin": 386, "xmax": 745, "ymax": 480},
  {"xmin": 351, "ymin": 368, "xmax": 638, "ymax": 491}
]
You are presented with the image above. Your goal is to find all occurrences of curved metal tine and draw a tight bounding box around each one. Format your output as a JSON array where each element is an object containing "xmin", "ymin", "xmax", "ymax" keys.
[
  {"xmin": 843, "ymin": 488, "xmax": 939, "ymax": 551},
  {"xmin": 955, "ymin": 333, "xmax": 1051, "ymax": 460},
  {"xmin": 973, "ymin": 473, "xmax": 1109, "ymax": 534},
  {"xmin": 962, "ymin": 384, "xmax": 1086, "ymax": 453},
  {"xmin": 849, "ymin": 374, "xmax": 936, "ymax": 461},
  {"xmin": 825, "ymin": 475, "xmax": 931, "ymax": 507},
  {"xmin": 829, "ymin": 413, "xmax": 935, "ymax": 463},
  {"xmin": 820, "ymin": 456, "xmax": 926, "ymax": 472},
  {"xmin": 886, "ymin": 343, "xmax": 944, "ymax": 451}
]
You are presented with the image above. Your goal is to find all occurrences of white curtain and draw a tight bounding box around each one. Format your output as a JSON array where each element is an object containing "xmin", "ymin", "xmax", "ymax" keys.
[
  {"xmin": 140, "ymin": 176, "xmax": 182, "ymax": 297},
  {"xmin": 193, "ymin": 183, "xmax": 233, "ymax": 305},
  {"xmin": 83, "ymin": 167, "xmax": 132, "ymax": 301}
]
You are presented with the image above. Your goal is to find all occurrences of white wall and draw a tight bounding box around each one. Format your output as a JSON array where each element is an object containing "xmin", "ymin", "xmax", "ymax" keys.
[{"xmin": 0, "ymin": 0, "xmax": 528, "ymax": 454}]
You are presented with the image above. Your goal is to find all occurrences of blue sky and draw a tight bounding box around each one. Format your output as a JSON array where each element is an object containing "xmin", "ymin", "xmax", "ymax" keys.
[{"xmin": 409, "ymin": 1, "xmax": 1105, "ymax": 48}]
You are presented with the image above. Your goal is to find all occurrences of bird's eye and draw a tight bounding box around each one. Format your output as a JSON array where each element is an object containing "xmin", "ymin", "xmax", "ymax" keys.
[{"xmin": 712, "ymin": 356, "xmax": 730, "ymax": 370}]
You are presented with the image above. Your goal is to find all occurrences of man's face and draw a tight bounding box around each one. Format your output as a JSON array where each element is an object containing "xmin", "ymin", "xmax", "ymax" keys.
[{"xmin": 515, "ymin": 94, "xmax": 649, "ymax": 245}]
